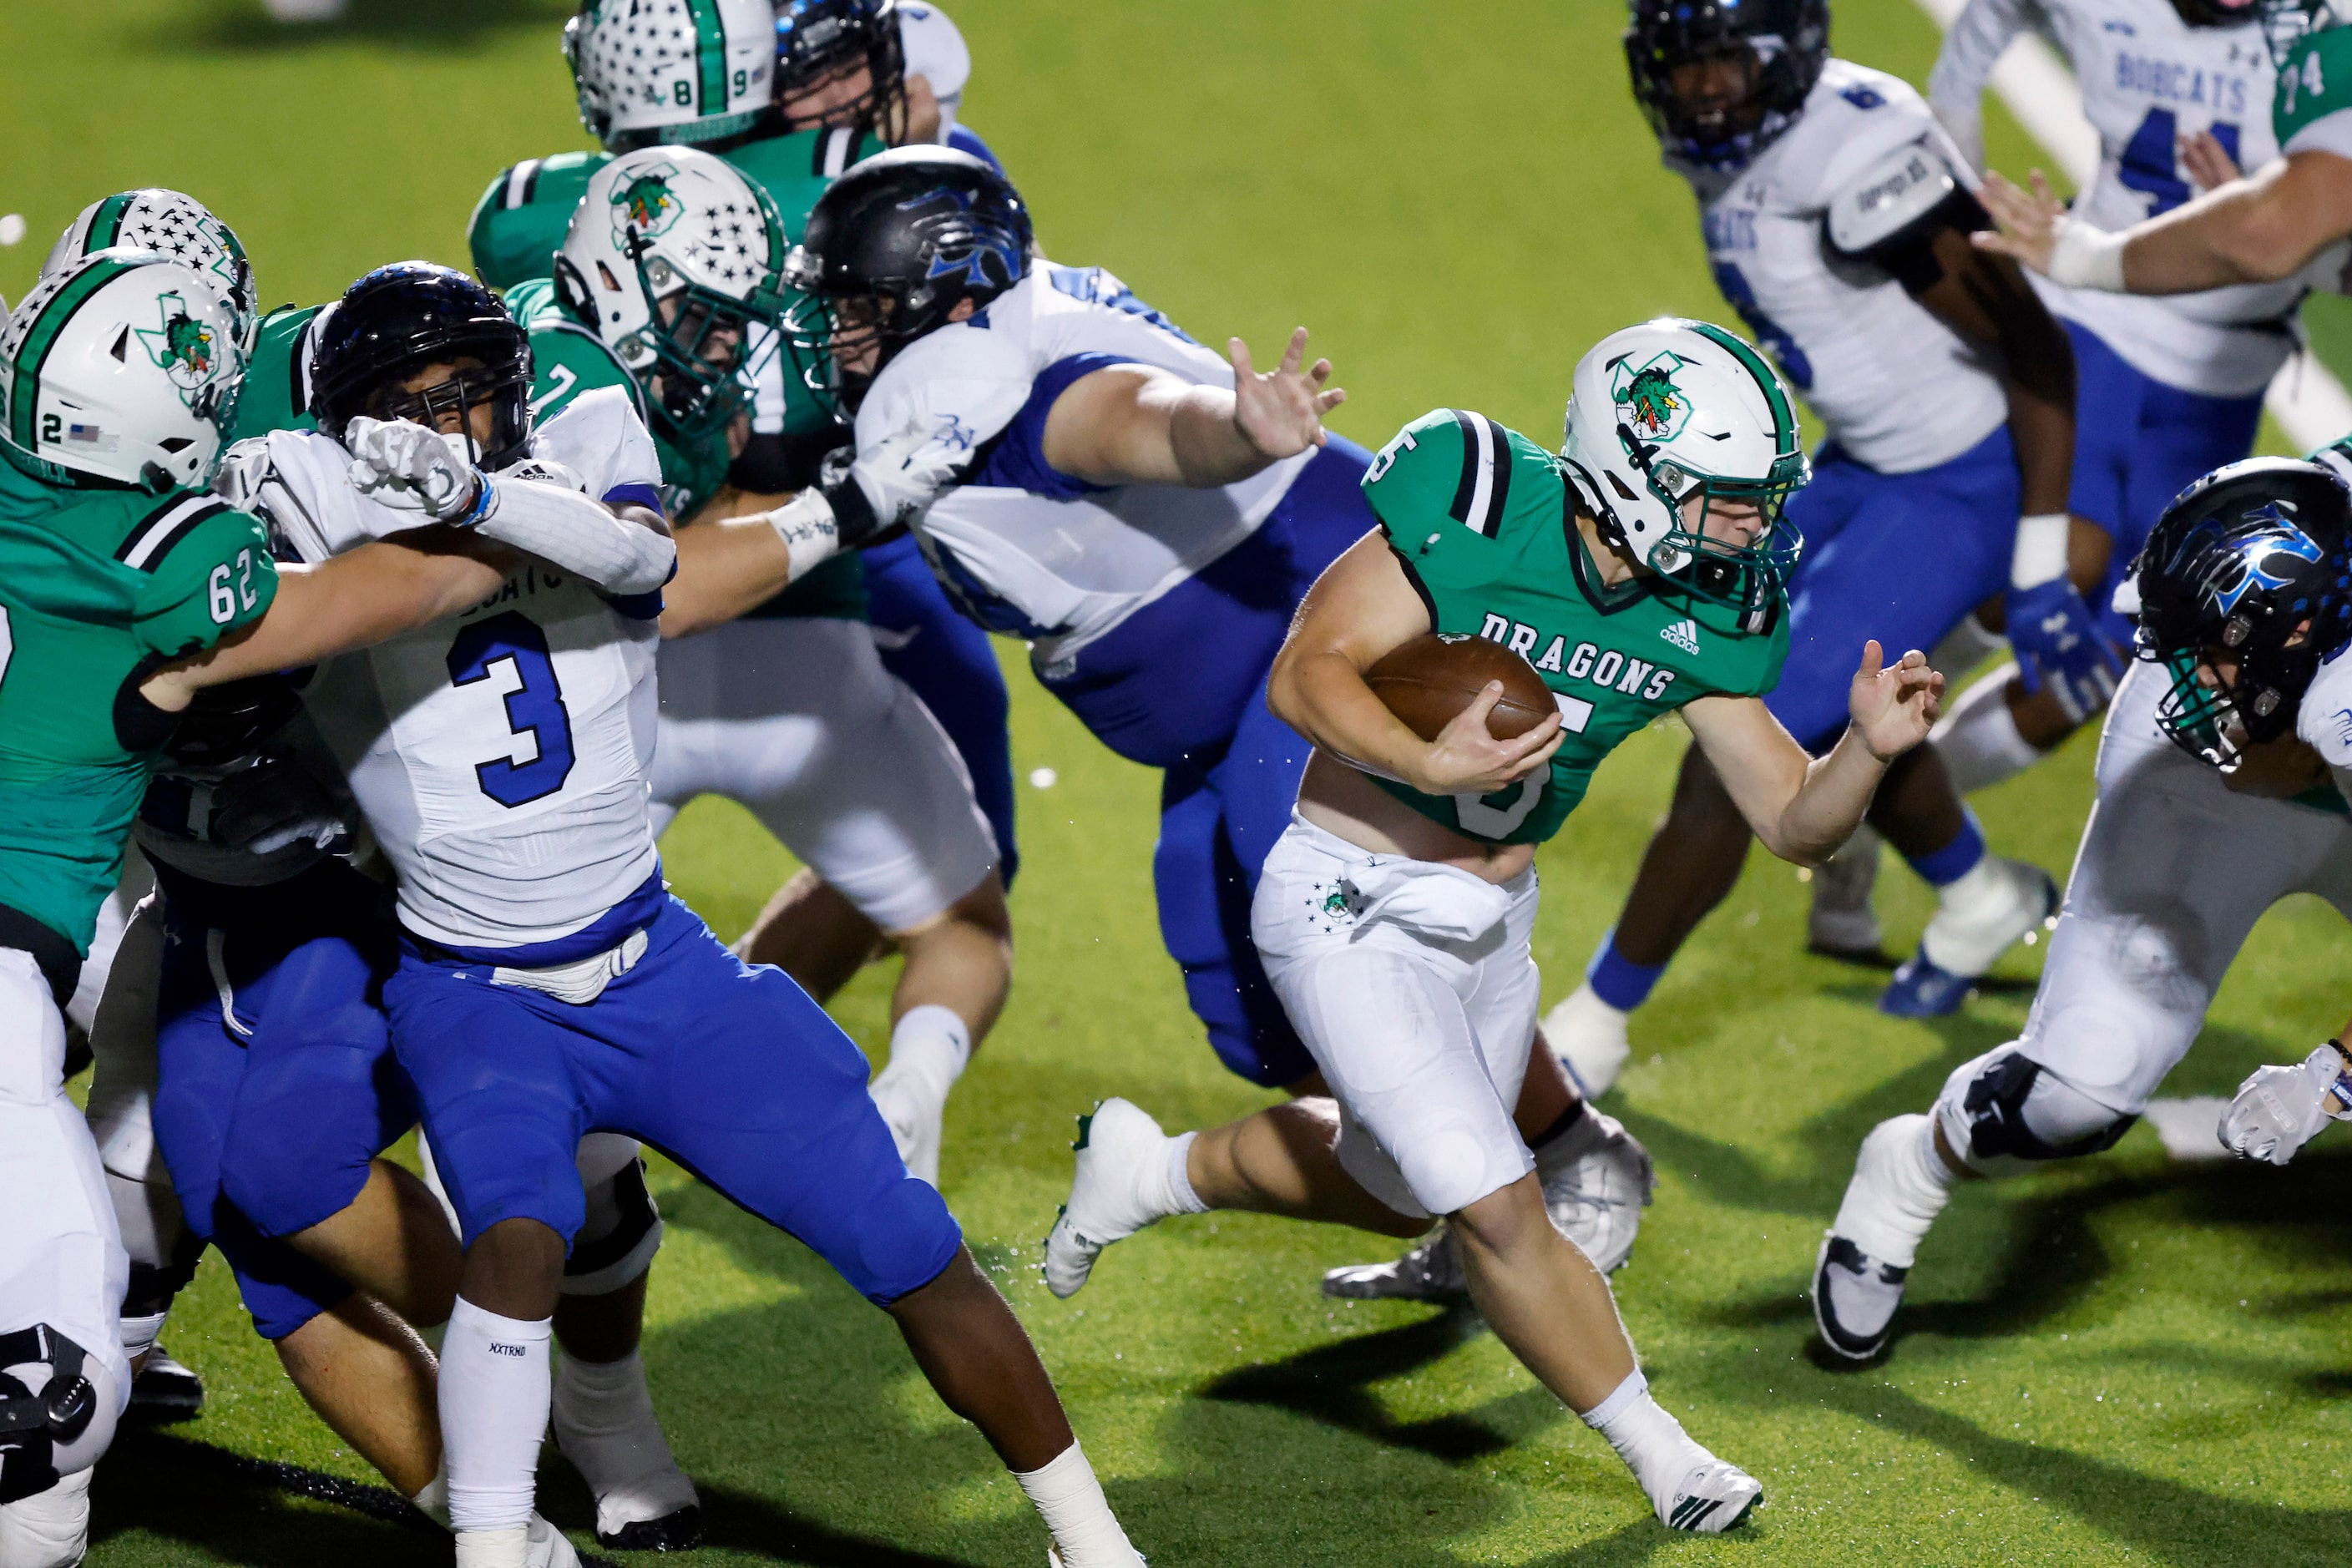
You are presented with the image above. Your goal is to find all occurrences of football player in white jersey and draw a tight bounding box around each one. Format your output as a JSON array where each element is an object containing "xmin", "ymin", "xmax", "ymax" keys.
[
  {"xmin": 1810, "ymin": 0, "xmax": 2297, "ymax": 953},
  {"xmin": 247, "ymin": 266, "xmax": 1146, "ymax": 1568},
  {"xmin": 1973, "ymin": 0, "xmax": 2352, "ymax": 311},
  {"xmin": 1818, "ymin": 457, "xmax": 2352, "ymax": 1358},
  {"xmin": 1545, "ymin": 0, "xmax": 2113, "ymax": 1093}
]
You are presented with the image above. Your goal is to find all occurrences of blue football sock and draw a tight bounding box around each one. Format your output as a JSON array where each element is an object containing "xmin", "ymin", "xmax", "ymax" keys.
[
  {"xmin": 1586, "ymin": 928, "xmax": 1667, "ymax": 1013},
  {"xmin": 1904, "ymin": 810, "xmax": 1986, "ymax": 889}
]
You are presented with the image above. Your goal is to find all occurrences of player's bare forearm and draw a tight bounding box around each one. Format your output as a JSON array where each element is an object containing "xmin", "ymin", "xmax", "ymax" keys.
[
  {"xmin": 660, "ymin": 499, "xmax": 799, "ymax": 639},
  {"xmin": 1920, "ymin": 233, "xmax": 2076, "ymax": 514},
  {"xmin": 144, "ymin": 534, "xmax": 510, "ymax": 710},
  {"xmin": 1774, "ymin": 731, "xmax": 1898, "ymax": 864},
  {"xmin": 1269, "ymin": 535, "xmax": 1436, "ymax": 775},
  {"xmin": 1684, "ymin": 692, "xmax": 1854, "ymax": 863},
  {"xmin": 2123, "ymin": 152, "xmax": 2352, "ymax": 289}
]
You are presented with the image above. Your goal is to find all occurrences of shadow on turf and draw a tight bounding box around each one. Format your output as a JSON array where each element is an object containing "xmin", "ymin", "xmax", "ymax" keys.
[
  {"xmin": 156, "ymin": 0, "xmax": 567, "ymax": 53},
  {"xmin": 1803, "ymin": 1379, "xmax": 2352, "ymax": 1568}
]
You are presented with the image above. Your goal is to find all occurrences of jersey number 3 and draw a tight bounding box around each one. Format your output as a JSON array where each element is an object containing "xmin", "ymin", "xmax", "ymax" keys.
[{"xmin": 448, "ymin": 611, "xmax": 577, "ymax": 808}]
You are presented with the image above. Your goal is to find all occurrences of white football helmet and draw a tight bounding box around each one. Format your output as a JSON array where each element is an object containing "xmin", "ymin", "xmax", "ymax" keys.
[
  {"xmin": 0, "ymin": 250, "xmax": 246, "ymax": 492},
  {"xmin": 573, "ymin": 0, "xmax": 775, "ymax": 150},
  {"xmin": 1560, "ymin": 317, "xmax": 1808, "ymax": 618},
  {"xmin": 554, "ymin": 147, "xmax": 790, "ymax": 442},
  {"xmin": 43, "ymin": 190, "xmax": 258, "ymax": 357}
]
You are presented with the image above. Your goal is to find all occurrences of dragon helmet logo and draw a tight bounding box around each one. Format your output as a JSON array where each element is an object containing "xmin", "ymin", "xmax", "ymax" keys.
[
  {"xmin": 1610, "ymin": 351, "xmax": 1692, "ymax": 443},
  {"xmin": 610, "ymin": 167, "xmax": 685, "ymax": 243},
  {"xmin": 132, "ymin": 291, "xmax": 225, "ymax": 407}
]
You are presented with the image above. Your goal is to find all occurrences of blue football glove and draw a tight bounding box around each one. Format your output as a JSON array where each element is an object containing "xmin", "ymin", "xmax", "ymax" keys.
[{"xmin": 2006, "ymin": 578, "xmax": 2122, "ymax": 725}]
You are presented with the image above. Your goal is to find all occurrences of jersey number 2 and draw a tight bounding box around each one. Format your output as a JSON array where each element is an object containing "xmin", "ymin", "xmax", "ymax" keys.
[
  {"xmin": 448, "ymin": 611, "xmax": 576, "ymax": 808},
  {"xmin": 2119, "ymin": 109, "xmax": 2240, "ymax": 219}
]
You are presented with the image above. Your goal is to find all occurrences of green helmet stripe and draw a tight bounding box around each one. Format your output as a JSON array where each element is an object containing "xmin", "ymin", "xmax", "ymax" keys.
[
  {"xmin": 8, "ymin": 255, "xmax": 143, "ymax": 453},
  {"xmin": 689, "ymin": 0, "xmax": 728, "ymax": 115},
  {"xmin": 88, "ymin": 191, "xmax": 139, "ymax": 252},
  {"xmin": 1687, "ymin": 320, "xmax": 1796, "ymax": 455}
]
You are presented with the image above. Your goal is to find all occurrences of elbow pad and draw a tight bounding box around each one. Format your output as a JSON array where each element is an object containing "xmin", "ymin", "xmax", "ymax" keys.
[{"xmin": 473, "ymin": 476, "xmax": 676, "ymax": 596}]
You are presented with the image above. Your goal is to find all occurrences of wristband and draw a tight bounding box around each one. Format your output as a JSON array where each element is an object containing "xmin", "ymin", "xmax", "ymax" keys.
[
  {"xmin": 454, "ymin": 472, "xmax": 496, "ymax": 529},
  {"xmin": 763, "ymin": 489, "xmax": 842, "ymax": 584},
  {"xmin": 2011, "ymin": 513, "xmax": 2069, "ymax": 590},
  {"xmin": 2046, "ymin": 217, "xmax": 2130, "ymax": 292}
]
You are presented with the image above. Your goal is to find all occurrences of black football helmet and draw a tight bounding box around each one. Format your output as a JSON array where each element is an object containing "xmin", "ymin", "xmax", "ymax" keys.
[
  {"xmin": 774, "ymin": 0, "xmax": 908, "ymax": 140},
  {"xmin": 2134, "ymin": 457, "xmax": 2352, "ymax": 771},
  {"xmin": 781, "ymin": 146, "xmax": 1032, "ymax": 414},
  {"xmin": 310, "ymin": 262, "xmax": 534, "ymax": 472},
  {"xmin": 1625, "ymin": 0, "xmax": 1831, "ymax": 172},
  {"xmin": 2171, "ymin": 0, "xmax": 2261, "ymax": 28}
]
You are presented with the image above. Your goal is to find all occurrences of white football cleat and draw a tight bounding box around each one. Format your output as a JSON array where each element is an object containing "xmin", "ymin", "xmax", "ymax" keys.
[
  {"xmin": 1807, "ymin": 824, "xmax": 1883, "ymax": 957},
  {"xmin": 1881, "ymin": 854, "xmax": 2058, "ymax": 1018},
  {"xmin": 1812, "ymin": 1234, "xmax": 1907, "ymax": 1362},
  {"xmin": 525, "ymin": 1515, "xmax": 581, "ymax": 1568},
  {"xmin": 870, "ymin": 1071, "xmax": 944, "ymax": 1186},
  {"xmin": 1661, "ymin": 1457, "xmax": 1763, "ymax": 1533},
  {"xmin": 0, "ymin": 1467, "xmax": 91, "ymax": 1568},
  {"xmin": 1043, "ymin": 1100, "xmax": 1175, "ymax": 1299},
  {"xmin": 1536, "ymin": 1107, "xmax": 1655, "ymax": 1274},
  {"xmin": 1543, "ymin": 985, "xmax": 1631, "ymax": 1098},
  {"xmin": 1322, "ymin": 1227, "xmax": 1465, "ymax": 1302}
]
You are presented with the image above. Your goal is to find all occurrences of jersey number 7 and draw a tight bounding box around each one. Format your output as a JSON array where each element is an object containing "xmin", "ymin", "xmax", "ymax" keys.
[{"xmin": 448, "ymin": 611, "xmax": 577, "ymax": 808}]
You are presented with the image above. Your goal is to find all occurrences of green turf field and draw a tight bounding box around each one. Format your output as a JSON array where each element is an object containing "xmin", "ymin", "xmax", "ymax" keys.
[{"xmin": 9, "ymin": 0, "xmax": 2352, "ymax": 1562}]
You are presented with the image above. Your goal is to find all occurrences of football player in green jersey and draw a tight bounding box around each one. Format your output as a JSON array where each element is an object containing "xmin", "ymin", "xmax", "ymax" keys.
[
  {"xmin": 0, "ymin": 251, "xmax": 506, "ymax": 1565},
  {"xmin": 549, "ymin": 146, "xmax": 1014, "ymax": 1187},
  {"xmin": 1040, "ymin": 321, "xmax": 1945, "ymax": 1536},
  {"xmin": 1974, "ymin": 0, "xmax": 2352, "ymax": 297}
]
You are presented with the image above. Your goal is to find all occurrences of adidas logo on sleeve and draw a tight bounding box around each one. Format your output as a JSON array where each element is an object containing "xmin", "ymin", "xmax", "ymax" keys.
[{"xmin": 1661, "ymin": 618, "xmax": 1702, "ymax": 656}]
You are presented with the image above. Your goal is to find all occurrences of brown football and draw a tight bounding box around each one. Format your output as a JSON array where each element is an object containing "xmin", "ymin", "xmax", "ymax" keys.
[{"xmin": 1364, "ymin": 634, "xmax": 1556, "ymax": 742}]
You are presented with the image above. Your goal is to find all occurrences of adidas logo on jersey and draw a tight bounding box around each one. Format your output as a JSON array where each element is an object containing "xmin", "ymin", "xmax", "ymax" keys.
[{"xmin": 1661, "ymin": 619, "xmax": 1702, "ymax": 656}]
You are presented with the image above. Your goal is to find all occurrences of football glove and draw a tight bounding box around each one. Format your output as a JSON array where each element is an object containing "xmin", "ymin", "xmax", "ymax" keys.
[
  {"xmin": 345, "ymin": 416, "xmax": 485, "ymax": 524},
  {"xmin": 2218, "ymin": 1044, "xmax": 2352, "ymax": 1166},
  {"xmin": 2006, "ymin": 577, "xmax": 2122, "ymax": 726}
]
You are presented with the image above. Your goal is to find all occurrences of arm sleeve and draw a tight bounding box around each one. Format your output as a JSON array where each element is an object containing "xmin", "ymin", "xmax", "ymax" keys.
[
  {"xmin": 1927, "ymin": 0, "xmax": 2032, "ymax": 169},
  {"xmin": 472, "ymin": 477, "xmax": 676, "ymax": 597},
  {"xmin": 129, "ymin": 503, "xmax": 280, "ymax": 659}
]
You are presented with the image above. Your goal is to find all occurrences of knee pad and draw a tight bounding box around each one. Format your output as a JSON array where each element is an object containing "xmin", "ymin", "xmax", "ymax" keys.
[
  {"xmin": 563, "ymin": 1156, "xmax": 663, "ymax": 1297},
  {"xmin": 1934, "ymin": 1045, "xmax": 2137, "ymax": 1177},
  {"xmin": 0, "ymin": 1328, "xmax": 115, "ymax": 1505}
]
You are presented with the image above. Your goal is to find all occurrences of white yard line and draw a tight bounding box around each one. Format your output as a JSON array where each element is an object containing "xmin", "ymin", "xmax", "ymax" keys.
[{"xmin": 1911, "ymin": 0, "xmax": 2352, "ymax": 448}]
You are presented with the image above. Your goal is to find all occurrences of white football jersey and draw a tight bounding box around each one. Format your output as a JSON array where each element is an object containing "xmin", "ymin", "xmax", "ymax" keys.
[
  {"xmin": 2298, "ymin": 641, "xmax": 2352, "ymax": 807},
  {"xmin": 226, "ymin": 388, "xmax": 665, "ymax": 953},
  {"xmin": 898, "ymin": 2, "xmax": 970, "ymax": 140},
  {"xmin": 1931, "ymin": 0, "xmax": 2297, "ymax": 397},
  {"xmin": 1672, "ymin": 59, "xmax": 2010, "ymax": 473},
  {"xmin": 851, "ymin": 264, "xmax": 1315, "ymax": 665}
]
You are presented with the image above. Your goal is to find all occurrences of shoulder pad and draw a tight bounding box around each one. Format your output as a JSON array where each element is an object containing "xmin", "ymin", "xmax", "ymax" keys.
[
  {"xmin": 1827, "ymin": 140, "xmax": 1960, "ymax": 254},
  {"xmin": 1365, "ymin": 409, "xmax": 1520, "ymax": 540}
]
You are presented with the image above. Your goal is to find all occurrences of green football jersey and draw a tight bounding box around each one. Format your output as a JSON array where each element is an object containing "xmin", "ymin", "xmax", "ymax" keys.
[
  {"xmin": 469, "ymin": 151, "xmax": 610, "ymax": 293},
  {"xmin": 0, "ymin": 456, "xmax": 276, "ymax": 950},
  {"xmin": 1362, "ymin": 408, "xmax": 1790, "ymax": 847},
  {"xmin": 2274, "ymin": 27, "xmax": 2352, "ymax": 148},
  {"xmin": 507, "ymin": 276, "xmax": 646, "ymax": 428},
  {"xmin": 225, "ymin": 303, "xmax": 325, "ymax": 445}
]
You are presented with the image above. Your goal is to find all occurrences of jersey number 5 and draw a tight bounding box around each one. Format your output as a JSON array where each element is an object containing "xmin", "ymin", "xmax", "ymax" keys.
[{"xmin": 448, "ymin": 611, "xmax": 577, "ymax": 808}]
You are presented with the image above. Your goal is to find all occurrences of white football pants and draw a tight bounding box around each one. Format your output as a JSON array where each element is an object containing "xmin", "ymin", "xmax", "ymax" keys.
[
  {"xmin": 648, "ymin": 616, "xmax": 998, "ymax": 934},
  {"xmin": 1252, "ymin": 815, "xmax": 1540, "ymax": 1220},
  {"xmin": 2009, "ymin": 660, "xmax": 2352, "ymax": 1115}
]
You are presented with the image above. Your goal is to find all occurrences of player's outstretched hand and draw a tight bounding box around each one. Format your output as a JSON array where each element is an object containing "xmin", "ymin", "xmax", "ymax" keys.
[
  {"xmin": 2179, "ymin": 127, "xmax": 2243, "ymax": 194},
  {"xmin": 1412, "ymin": 680, "xmax": 1564, "ymax": 796},
  {"xmin": 1971, "ymin": 169, "xmax": 2068, "ymax": 276},
  {"xmin": 1847, "ymin": 640, "xmax": 1944, "ymax": 761},
  {"xmin": 2218, "ymin": 1044, "xmax": 2352, "ymax": 1165},
  {"xmin": 346, "ymin": 416, "xmax": 483, "ymax": 524},
  {"xmin": 1231, "ymin": 328, "xmax": 1345, "ymax": 463}
]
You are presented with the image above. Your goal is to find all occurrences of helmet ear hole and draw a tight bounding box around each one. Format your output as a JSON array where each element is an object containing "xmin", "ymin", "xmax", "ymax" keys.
[{"xmin": 1606, "ymin": 470, "xmax": 1640, "ymax": 502}]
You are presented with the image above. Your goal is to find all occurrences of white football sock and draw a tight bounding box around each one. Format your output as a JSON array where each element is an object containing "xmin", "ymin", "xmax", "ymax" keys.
[
  {"xmin": 1164, "ymin": 1130, "xmax": 1209, "ymax": 1216},
  {"xmin": 1013, "ymin": 1442, "xmax": 1142, "ymax": 1568},
  {"xmin": 1931, "ymin": 666, "xmax": 2042, "ymax": 795},
  {"xmin": 442, "ymin": 1298, "xmax": 552, "ymax": 1536},
  {"xmin": 1831, "ymin": 1115, "xmax": 1956, "ymax": 1269},
  {"xmin": 1580, "ymin": 1372, "xmax": 1707, "ymax": 1514},
  {"xmin": 453, "ymin": 1525, "xmax": 529, "ymax": 1568},
  {"xmin": 873, "ymin": 1004, "xmax": 970, "ymax": 1114},
  {"xmin": 412, "ymin": 1460, "xmax": 452, "ymax": 1530},
  {"xmin": 119, "ymin": 1308, "xmax": 167, "ymax": 1365},
  {"xmin": 553, "ymin": 1348, "xmax": 696, "ymax": 1532}
]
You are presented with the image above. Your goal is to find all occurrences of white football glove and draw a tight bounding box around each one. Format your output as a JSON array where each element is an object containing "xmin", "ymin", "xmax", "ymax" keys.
[
  {"xmin": 345, "ymin": 416, "xmax": 483, "ymax": 523},
  {"xmin": 837, "ymin": 415, "xmax": 974, "ymax": 540},
  {"xmin": 2218, "ymin": 1044, "xmax": 2352, "ymax": 1166}
]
